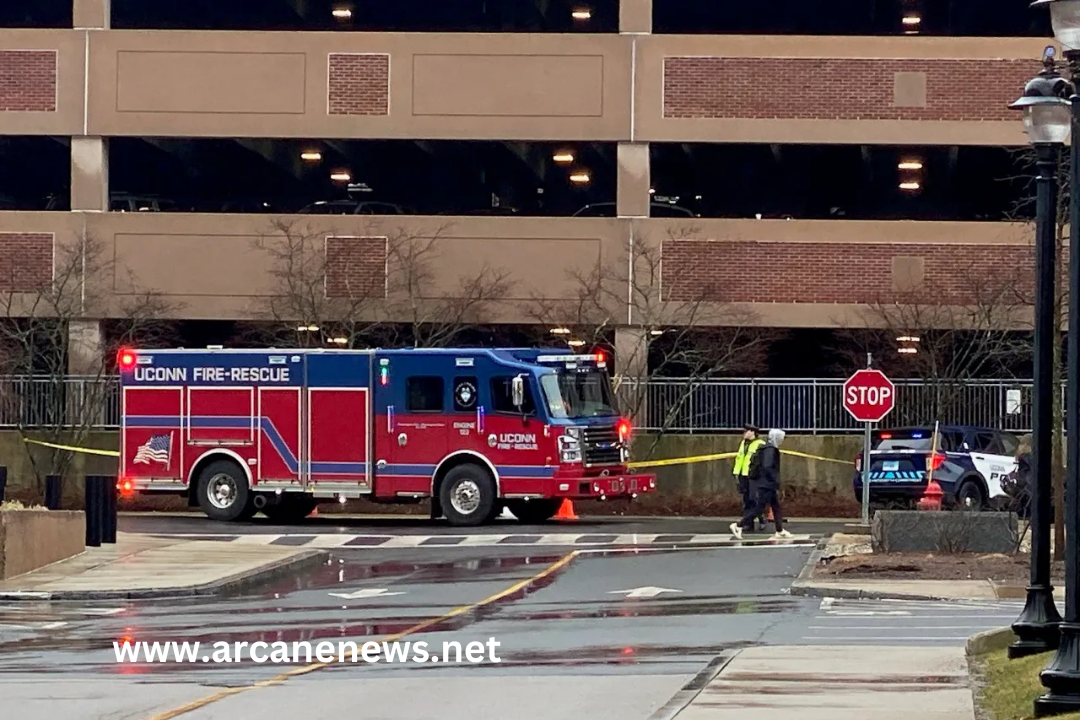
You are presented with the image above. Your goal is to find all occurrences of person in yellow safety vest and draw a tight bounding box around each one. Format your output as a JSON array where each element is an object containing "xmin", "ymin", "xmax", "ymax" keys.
[{"xmin": 733, "ymin": 424, "xmax": 766, "ymax": 532}]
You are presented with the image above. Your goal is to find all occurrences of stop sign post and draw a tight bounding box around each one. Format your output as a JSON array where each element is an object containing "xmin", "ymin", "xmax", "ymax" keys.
[{"xmin": 844, "ymin": 363, "xmax": 895, "ymax": 524}]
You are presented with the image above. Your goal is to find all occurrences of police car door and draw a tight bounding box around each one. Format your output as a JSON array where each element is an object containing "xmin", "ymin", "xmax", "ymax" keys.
[{"xmin": 968, "ymin": 430, "xmax": 1017, "ymax": 501}]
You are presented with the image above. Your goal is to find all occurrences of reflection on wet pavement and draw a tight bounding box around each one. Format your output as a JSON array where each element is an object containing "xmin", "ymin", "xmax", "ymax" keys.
[{"xmin": 0, "ymin": 546, "xmax": 815, "ymax": 682}]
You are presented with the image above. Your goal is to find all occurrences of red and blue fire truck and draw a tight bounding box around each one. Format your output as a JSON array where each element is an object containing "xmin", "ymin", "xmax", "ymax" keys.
[{"xmin": 117, "ymin": 347, "xmax": 655, "ymax": 525}]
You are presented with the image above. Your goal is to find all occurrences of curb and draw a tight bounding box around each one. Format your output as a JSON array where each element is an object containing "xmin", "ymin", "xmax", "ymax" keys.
[
  {"xmin": 646, "ymin": 653, "xmax": 737, "ymax": 720},
  {"xmin": 0, "ymin": 549, "xmax": 328, "ymax": 601},
  {"xmin": 966, "ymin": 627, "xmax": 1017, "ymax": 657},
  {"xmin": 788, "ymin": 581, "xmax": 981, "ymax": 602}
]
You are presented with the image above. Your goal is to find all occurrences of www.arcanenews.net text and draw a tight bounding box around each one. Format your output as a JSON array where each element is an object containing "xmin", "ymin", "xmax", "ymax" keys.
[{"xmin": 114, "ymin": 638, "xmax": 502, "ymax": 665}]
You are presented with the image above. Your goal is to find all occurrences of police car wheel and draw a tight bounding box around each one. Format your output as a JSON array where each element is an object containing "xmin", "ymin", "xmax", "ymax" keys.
[
  {"xmin": 440, "ymin": 465, "xmax": 496, "ymax": 526},
  {"xmin": 957, "ymin": 479, "xmax": 987, "ymax": 511},
  {"xmin": 196, "ymin": 460, "xmax": 252, "ymax": 522},
  {"xmin": 506, "ymin": 499, "xmax": 560, "ymax": 524}
]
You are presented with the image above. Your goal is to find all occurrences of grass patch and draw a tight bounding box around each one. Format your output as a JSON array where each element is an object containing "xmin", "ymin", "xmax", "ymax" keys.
[
  {"xmin": 0, "ymin": 500, "xmax": 43, "ymax": 511},
  {"xmin": 978, "ymin": 648, "xmax": 1080, "ymax": 720}
]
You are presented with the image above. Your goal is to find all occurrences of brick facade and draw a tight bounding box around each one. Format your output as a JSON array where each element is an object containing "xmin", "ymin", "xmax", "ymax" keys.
[
  {"xmin": 663, "ymin": 57, "xmax": 1035, "ymax": 122},
  {"xmin": 0, "ymin": 233, "xmax": 53, "ymax": 292},
  {"xmin": 661, "ymin": 240, "xmax": 1033, "ymax": 304},
  {"xmin": 325, "ymin": 236, "xmax": 388, "ymax": 298},
  {"xmin": 0, "ymin": 50, "xmax": 56, "ymax": 112},
  {"xmin": 327, "ymin": 53, "xmax": 390, "ymax": 116}
]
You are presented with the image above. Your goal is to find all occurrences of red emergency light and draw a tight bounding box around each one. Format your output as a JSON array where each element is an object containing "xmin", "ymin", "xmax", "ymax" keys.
[
  {"xmin": 117, "ymin": 348, "xmax": 136, "ymax": 369},
  {"xmin": 617, "ymin": 418, "xmax": 631, "ymax": 443}
]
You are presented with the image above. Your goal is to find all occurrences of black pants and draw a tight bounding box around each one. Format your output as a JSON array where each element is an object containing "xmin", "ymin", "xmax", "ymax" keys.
[
  {"xmin": 741, "ymin": 486, "xmax": 784, "ymax": 532},
  {"xmin": 737, "ymin": 476, "xmax": 763, "ymax": 529}
]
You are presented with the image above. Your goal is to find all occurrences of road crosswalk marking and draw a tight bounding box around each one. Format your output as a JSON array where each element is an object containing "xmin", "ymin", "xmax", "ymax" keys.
[{"xmin": 151, "ymin": 531, "xmax": 814, "ymax": 549}]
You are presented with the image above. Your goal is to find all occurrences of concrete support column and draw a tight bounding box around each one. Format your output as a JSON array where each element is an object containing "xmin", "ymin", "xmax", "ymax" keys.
[
  {"xmin": 619, "ymin": 0, "xmax": 652, "ymax": 34},
  {"xmin": 615, "ymin": 326, "xmax": 650, "ymax": 421},
  {"xmin": 617, "ymin": 142, "xmax": 651, "ymax": 218},
  {"xmin": 70, "ymin": 137, "xmax": 109, "ymax": 212},
  {"xmin": 68, "ymin": 319, "xmax": 105, "ymax": 375},
  {"xmin": 73, "ymin": 0, "xmax": 110, "ymax": 29}
]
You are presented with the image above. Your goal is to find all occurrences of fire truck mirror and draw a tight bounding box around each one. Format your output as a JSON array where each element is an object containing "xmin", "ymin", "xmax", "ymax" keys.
[{"xmin": 512, "ymin": 375, "xmax": 525, "ymax": 408}]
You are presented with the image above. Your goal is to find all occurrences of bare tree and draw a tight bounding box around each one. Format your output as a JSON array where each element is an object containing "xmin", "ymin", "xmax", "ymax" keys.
[
  {"xmin": 0, "ymin": 231, "xmax": 175, "ymax": 490},
  {"xmin": 253, "ymin": 217, "xmax": 512, "ymax": 350},
  {"xmin": 837, "ymin": 262, "xmax": 1032, "ymax": 427},
  {"xmin": 527, "ymin": 226, "xmax": 773, "ymax": 447}
]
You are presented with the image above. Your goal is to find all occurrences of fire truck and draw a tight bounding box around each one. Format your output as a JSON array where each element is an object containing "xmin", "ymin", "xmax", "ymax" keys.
[{"xmin": 117, "ymin": 347, "xmax": 655, "ymax": 526}]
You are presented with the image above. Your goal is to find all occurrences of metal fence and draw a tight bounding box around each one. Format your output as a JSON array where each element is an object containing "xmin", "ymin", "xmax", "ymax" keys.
[
  {"xmin": 0, "ymin": 376, "xmax": 121, "ymax": 429},
  {"xmin": 616, "ymin": 378, "xmax": 1040, "ymax": 435},
  {"xmin": 0, "ymin": 375, "xmax": 1041, "ymax": 435}
]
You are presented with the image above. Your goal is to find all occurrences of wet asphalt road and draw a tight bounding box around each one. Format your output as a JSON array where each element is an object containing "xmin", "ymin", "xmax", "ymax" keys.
[{"xmin": 0, "ymin": 516, "xmax": 1025, "ymax": 720}]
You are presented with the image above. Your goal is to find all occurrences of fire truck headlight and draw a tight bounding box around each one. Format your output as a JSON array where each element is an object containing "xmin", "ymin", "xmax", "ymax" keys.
[
  {"xmin": 558, "ymin": 434, "xmax": 582, "ymax": 463},
  {"xmin": 565, "ymin": 427, "xmax": 581, "ymax": 439}
]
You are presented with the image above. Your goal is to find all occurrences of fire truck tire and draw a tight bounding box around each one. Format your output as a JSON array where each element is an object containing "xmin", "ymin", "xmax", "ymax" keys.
[
  {"xmin": 439, "ymin": 464, "xmax": 496, "ymax": 526},
  {"xmin": 195, "ymin": 460, "xmax": 253, "ymax": 522},
  {"xmin": 505, "ymin": 499, "xmax": 560, "ymax": 523},
  {"xmin": 261, "ymin": 496, "xmax": 318, "ymax": 524}
]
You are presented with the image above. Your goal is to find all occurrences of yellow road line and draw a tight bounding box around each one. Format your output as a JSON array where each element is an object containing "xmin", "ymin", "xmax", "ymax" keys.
[{"xmin": 142, "ymin": 549, "xmax": 580, "ymax": 720}]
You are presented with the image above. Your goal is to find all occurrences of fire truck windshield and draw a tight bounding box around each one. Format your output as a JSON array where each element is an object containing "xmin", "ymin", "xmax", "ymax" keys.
[{"xmin": 540, "ymin": 370, "xmax": 619, "ymax": 419}]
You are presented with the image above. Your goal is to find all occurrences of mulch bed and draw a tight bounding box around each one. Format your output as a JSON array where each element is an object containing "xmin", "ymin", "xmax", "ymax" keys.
[{"xmin": 816, "ymin": 552, "xmax": 1065, "ymax": 584}]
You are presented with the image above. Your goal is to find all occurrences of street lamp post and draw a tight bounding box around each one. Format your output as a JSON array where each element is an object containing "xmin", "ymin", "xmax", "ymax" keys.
[
  {"xmin": 1030, "ymin": 1, "xmax": 1080, "ymax": 714},
  {"xmin": 1009, "ymin": 47, "xmax": 1072, "ymax": 663}
]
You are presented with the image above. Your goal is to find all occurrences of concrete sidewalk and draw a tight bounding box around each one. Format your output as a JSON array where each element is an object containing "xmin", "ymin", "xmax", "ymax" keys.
[
  {"xmin": 673, "ymin": 646, "xmax": 974, "ymax": 720},
  {"xmin": 789, "ymin": 533, "xmax": 1061, "ymax": 602},
  {"xmin": 0, "ymin": 532, "xmax": 325, "ymax": 600}
]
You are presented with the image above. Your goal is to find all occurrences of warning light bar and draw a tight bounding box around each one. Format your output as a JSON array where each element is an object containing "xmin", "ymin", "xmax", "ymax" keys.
[{"xmin": 537, "ymin": 353, "xmax": 606, "ymax": 365}]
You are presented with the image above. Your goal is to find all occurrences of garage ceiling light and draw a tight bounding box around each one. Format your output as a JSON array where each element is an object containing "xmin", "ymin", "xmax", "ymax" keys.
[
  {"xmin": 899, "ymin": 181, "xmax": 921, "ymax": 190},
  {"xmin": 301, "ymin": 151, "xmax": 322, "ymax": 162},
  {"xmin": 330, "ymin": 171, "xmax": 351, "ymax": 182},
  {"xmin": 572, "ymin": 8, "xmax": 592, "ymax": 20},
  {"xmin": 332, "ymin": 7, "xmax": 353, "ymax": 18},
  {"xmin": 569, "ymin": 172, "xmax": 591, "ymax": 184},
  {"xmin": 553, "ymin": 152, "xmax": 575, "ymax": 163},
  {"xmin": 898, "ymin": 160, "xmax": 923, "ymax": 170},
  {"xmin": 567, "ymin": 339, "xmax": 587, "ymax": 348},
  {"xmin": 902, "ymin": 15, "xmax": 921, "ymax": 25},
  {"xmin": 550, "ymin": 327, "xmax": 571, "ymax": 335}
]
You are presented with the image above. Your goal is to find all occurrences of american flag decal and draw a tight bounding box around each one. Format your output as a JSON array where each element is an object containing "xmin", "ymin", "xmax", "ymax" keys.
[{"xmin": 133, "ymin": 432, "xmax": 172, "ymax": 469}]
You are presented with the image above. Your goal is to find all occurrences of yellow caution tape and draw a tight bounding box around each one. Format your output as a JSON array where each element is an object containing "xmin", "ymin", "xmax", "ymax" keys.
[
  {"xmin": 22, "ymin": 438, "xmax": 120, "ymax": 458},
  {"xmin": 629, "ymin": 448, "xmax": 853, "ymax": 470},
  {"xmin": 20, "ymin": 440, "xmax": 851, "ymax": 468},
  {"xmin": 628, "ymin": 452, "xmax": 737, "ymax": 469}
]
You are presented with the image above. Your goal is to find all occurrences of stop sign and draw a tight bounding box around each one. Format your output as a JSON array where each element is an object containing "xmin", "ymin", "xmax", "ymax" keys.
[{"xmin": 843, "ymin": 369, "xmax": 895, "ymax": 423}]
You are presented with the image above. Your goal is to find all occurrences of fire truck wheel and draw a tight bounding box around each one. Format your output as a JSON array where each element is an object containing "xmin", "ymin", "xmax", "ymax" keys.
[
  {"xmin": 261, "ymin": 496, "xmax": 318, "ymax": 524},
  {"xmin": 439, "ymin": 464, "xmax": 496, "ymax": 526},
  {"xmin": 505, "ymin": 499, "xmax": 560, "ymax": 523},
  {"xmin": 196, "ymin": 460, "xmax": 252, "ymax": 522}
]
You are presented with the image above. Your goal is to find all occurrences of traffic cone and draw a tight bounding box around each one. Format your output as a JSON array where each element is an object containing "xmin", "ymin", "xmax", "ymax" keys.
[
  {"xmin": 308, "ymin": 505, "xmax": 319, "ymax": 518},
  {"xmin": 499, "ymin": 505, "xmax": 517, "ymax": 521},
  {"xmin": 917, "ymin": 479, "xmax": 944, "ymax": 511},
  {"xmin": 553, "ymin": 499, "xmax": 577, "ymax": 521}
]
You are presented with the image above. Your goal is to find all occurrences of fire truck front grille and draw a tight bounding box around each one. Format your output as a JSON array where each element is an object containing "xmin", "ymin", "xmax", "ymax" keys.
[{"xmin": 582, "ymin": 426, "xmax": 622, "ymax": 466}]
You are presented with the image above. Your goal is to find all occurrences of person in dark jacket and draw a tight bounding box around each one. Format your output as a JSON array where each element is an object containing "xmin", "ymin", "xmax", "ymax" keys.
[{"xmin": 730, "ymin": 428, "xmax": 793, "ymax": 539}]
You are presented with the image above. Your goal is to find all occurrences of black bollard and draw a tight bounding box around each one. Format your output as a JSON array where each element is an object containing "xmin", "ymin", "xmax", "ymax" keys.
[
  {"xmin": 84, "ymin": 475, "xmax": 102, "ymax": 547},
  {"xmin": 44, "ymin": 474, "xmax": 62, "ymax": 510},
  {"xmin": 0, "ymin": 466, "xmax": 6, "ymax": 503},
  {"xmin": 102, "ymin": 476, "xmax": 117, "ymax": 544}
]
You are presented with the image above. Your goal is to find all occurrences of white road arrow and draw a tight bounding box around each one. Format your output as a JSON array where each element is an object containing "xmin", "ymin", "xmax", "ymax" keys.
[
  {"xmin": 608, "ymin": 586, "xmax": 683, "ymax": 599},
  {"xmin": 328, "ymin": 588, "xmax": 406, "ymax": 600}
]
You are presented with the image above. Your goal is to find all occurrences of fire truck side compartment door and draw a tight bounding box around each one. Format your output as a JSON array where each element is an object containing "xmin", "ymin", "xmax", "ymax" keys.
[{"xmin": 304, "ymin": 352, "xmax": 371, "ymax": 491}]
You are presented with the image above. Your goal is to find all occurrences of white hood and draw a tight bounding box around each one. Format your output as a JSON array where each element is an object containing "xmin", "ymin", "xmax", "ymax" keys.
[{"xmin": 768, "ymin": 428, "xmax": 786, "ymax": 446}]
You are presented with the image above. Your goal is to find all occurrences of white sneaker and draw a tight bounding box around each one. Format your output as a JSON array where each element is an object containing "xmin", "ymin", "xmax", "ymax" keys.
[
  {"xmin": 773, "ymin": 529, "xmax": 793, "ymax": 539},
  {"xmin": 729, "ymin": 522, "xmax": 743, "ymax": 540}
]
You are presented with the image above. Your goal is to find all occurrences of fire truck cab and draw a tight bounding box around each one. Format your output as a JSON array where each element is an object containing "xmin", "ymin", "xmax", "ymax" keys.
[{"xmin": 118, "ymin": 347, "xmax": 655, "ymax": 526}]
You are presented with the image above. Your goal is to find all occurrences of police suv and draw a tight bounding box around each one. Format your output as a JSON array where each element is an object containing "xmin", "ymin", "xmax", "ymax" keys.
[{"xmin": 853, "ymin": 425, "xmax": 1021, "ymax": 509}]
